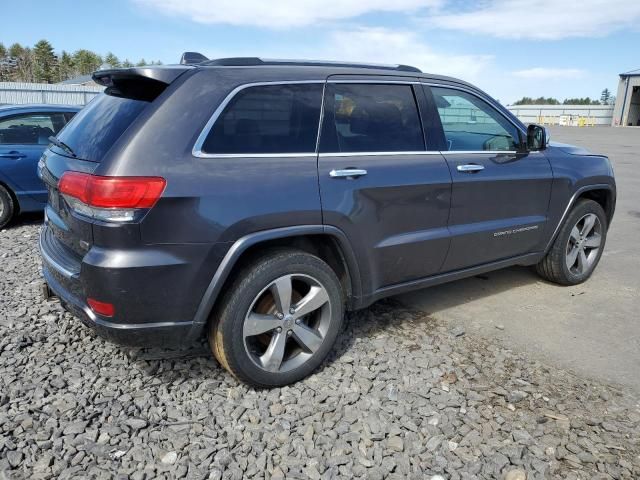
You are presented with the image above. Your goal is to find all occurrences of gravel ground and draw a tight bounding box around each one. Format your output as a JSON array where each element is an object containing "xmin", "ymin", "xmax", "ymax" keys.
[{"xmin": 1, "ymin": 219, "xmax": 639, "ymax": 480}]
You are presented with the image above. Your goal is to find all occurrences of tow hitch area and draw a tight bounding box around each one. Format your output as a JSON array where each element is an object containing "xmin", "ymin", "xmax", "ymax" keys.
[{"xmin": 41, "ymin": 282, "xmax": 54, "ymax": 300}]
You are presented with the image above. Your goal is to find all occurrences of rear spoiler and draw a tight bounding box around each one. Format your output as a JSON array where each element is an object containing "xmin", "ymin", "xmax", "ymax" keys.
[{"xmin": 92, "ymin": 66, "xmax": 193, "ymax": 101}]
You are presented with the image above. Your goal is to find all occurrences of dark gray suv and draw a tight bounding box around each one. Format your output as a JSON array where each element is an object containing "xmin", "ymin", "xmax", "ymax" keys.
[{"xmin": 39, "ymin": 56, "xmax": 616, "ymax": 387}]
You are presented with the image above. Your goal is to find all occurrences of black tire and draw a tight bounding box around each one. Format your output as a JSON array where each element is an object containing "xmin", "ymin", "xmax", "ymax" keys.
[
  {"xmin": 0, "ymin": 185, "xmax": 15, "ymax": 230},
  {"xmin": 208, "ymin": 249, "xmax": 344, "ymax": 388},
  {"xmin": 536, "ymin": 199, "xmax": 607, "ymax": 285}
]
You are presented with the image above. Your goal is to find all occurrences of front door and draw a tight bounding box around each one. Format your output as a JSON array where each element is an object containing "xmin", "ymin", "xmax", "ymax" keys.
[
  {"xmin": 318, "ymin": 80, "xmax": 452, "ymax": 294},
  {"xmin": 426, "ymin": 85, "xmax": 553, "ymax": 271}
]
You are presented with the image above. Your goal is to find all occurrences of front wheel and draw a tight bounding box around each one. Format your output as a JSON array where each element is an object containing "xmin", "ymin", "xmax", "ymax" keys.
[
  {"xmin": 536, "ymin": 199, "xmax": 607, "ymax": 285},
  {"xmin": 208, "ymin": 250, "xmax": 344, "ymax": 387}
]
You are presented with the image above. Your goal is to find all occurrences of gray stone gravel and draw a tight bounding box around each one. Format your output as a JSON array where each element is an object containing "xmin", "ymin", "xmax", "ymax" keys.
[{"xmin": 1, "ymin": 218, "xmax": 639, "ymax": 479}]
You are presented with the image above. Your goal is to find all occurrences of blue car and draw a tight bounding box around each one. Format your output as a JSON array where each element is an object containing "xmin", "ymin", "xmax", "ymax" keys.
[{"xmin": 0, "ymin": 104, "xmax": 80, "ymax": 228}]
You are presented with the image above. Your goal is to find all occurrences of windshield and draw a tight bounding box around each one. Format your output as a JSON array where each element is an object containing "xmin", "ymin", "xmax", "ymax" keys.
[{"xmin": 55, "ymin": 94, "xmax": 148, "ymax": 162}]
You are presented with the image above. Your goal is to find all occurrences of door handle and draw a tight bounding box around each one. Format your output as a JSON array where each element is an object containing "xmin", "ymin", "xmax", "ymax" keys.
[
  {"xmin": 456, "ymin": 164, "xmax": 484, "ymax": 173},
  {"xmin": 329, "ymin": 168, "xmax": 368, "ymax": 178},
  {"xmin": 0, "ymin": 151, "xmax": 26, "ymax": 159}
]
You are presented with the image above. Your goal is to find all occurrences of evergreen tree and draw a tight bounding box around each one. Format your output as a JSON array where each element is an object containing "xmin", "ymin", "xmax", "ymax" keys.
[
  {"xmin": 8, "ymin": 43, "xmax": 25, "ymax": 57},
  {"xmin": 136, "ymin": 58, "xmax": 147, "ymax": 67},
  {"xmin": 104, "ymin": 52, "xmax": 120, "ymax": 68},
  {"xmin": 600, "ymin": 88, "xmax": 612, "ymax": 105},
  {"xmin": 33, "ymin": 39, "xmax": 57, "ymax": 83},
  {"xmin": 73, "ymin": 49, "xmax": 103, "ymax": 75},
  {"xmin": 121, "ymin": 59, "xmax": 134, "ymax": 68},
  {"xmin": 57, "ymin": 51, "xmax": 75, "ymax": 81},
  {"xmin": 0, "ymin": 43, "xmax": 6, "ymax": 58}
]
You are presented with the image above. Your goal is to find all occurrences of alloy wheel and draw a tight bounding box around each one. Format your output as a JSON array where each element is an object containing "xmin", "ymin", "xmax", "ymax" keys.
[
  {"xmin": 242, "ymin": 274, "xmax": 332, "ymax": 373},
  {"xmin": 565, "ymin": 213, "xmax": 602, "ymax": 275}
]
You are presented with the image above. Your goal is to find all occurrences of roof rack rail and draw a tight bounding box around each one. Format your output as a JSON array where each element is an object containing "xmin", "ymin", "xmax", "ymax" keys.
[{"xmin": 196, "ymin": 56, "xmax": 422, "ymax": 73}]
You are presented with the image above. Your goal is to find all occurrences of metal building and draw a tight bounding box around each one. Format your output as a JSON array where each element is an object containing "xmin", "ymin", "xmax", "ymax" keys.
[{"xmin": 612, "ymin": 68, "xmax": 640, "ymax": 127}]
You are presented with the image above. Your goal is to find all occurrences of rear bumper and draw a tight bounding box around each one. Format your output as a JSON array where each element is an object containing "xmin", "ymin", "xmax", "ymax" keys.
[{"xmin": 39, "ymin": 225, "xmax": 206, "ymax": 347}]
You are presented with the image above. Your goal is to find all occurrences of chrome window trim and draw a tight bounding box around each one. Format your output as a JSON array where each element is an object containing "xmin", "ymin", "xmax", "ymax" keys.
[
  {"xmin": 318, "ymin": 150, "xmax": 527, "ymax": 157},
  {"xmin": 421, "ymin": 81, "xmax": 527, "ymax": 136},
  {"xmin": 192, "ymin": 80, "xmax": 325, "ymax": 159},
  {"xmin": 442, "ymin": 150, "xmax": 518, "ymax": 155},
  {"xmin": 319, "ymin": 151, "xmax": 440, "ymax": 158},
  {"xmin": 192, "ymin": 79, "xmax": 530, "ymax": 159}
]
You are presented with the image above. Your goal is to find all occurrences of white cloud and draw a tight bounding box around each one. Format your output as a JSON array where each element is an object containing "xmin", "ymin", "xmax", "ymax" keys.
[
  {"xmin": 512, "ymin": 67, "xmax": 586, "ymax": 80},
  {"xmin": 321, "ymin": 28, "xmax": 493, "ymax": 81},
  {"xmin": 135, "ymin": 0, "xmax": 443, "ymax": 28},
  {"xmin": 430, "ymin": 0, "xmax": 640, "ymax": 40}
]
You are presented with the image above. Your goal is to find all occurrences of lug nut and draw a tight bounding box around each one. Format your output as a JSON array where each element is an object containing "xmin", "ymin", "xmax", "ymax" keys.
[
  {"xmin": 289, "ymin": 308, "xmax": 295, "ymax": 314},
  {"xmin": 287, "ymin": 330, "xmax": 292, "ymax": 336},
  {"xmin": 276, "ymin": 312, "xmax": 284, "ymax": 319},
  {"xmin": 295, "ymin": 319, "xmax": 301, "ymax": 324},
  {"xmin": 276, "ymin": 327, "xmax": 282, "ymax": 333}
]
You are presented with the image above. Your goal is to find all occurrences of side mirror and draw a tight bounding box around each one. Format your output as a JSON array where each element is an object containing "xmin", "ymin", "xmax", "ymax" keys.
[{"xmin": 527, "ymin": 124, "xmax": 549, "ymax": 150}]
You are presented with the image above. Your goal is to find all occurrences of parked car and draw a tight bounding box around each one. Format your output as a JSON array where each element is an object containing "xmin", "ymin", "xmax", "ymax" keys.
[
  {"xmin": 0, "ymin": 104, "xmax": 80, "ymax": 228},
  {"xmin": 38, "ymin": 57, "xmax": 616, "ymax": 387}
]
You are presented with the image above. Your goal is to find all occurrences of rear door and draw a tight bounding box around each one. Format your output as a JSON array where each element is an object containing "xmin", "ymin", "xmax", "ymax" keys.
[
  {"xmin": 318, "ymin": 79, "xmax": 452, "ymax": 293},
  {"xmin": 425, "ymin": 84, "xmax": 553, "ymax": 271},
  {"xmin": 0, "ymin": 111, "xmax": 70, "ymax": 204}
]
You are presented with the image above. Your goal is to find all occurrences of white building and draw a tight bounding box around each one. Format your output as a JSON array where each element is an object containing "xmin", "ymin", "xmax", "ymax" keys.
[{"xmin": 612, "ymin": 68, "xmax": 640, "ymax": 127}]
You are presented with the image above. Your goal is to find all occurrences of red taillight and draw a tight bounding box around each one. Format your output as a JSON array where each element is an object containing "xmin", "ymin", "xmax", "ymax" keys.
[
  {"xmin": 59, "ymin": 172, "xmax": 166, "ymax": 209},
  {"xmin": 87, "ymin": 298, "xmax": 115, "ymax": 317}
]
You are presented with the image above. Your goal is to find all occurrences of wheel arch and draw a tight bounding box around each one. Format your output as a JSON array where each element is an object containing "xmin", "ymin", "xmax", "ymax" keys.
[
  {"xmin": 188, "ymin": 225, "xmax": 362, "ymax": 341},
  {"xmin": 544, "ymin": 183, "xmax": 615, "ymax": 255},
  {"xmin": 577, "ymin": 188, "xmax": 615, "ymax": 225},
  {"xmin": 0, "ymin": 180, "xmax": 20, "ymax": 217}
]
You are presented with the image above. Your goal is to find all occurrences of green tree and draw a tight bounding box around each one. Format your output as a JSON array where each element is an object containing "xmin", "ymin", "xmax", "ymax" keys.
[
  {"xmin": 73, "ymin": 49, "xmax": 102, "ymax": 75},
  {"xmin": 8, "ymin": 43, "xmax": 25, "ymax": 57},
  {"xmin": 600, "ymin": 88, "xmax": 616, "ymax": 105},
  {"xmin": 57, "ymin": 50, "xmax": 75, "ymax": 81},
  {"xmin": 104, "ymin": 52, "xmax": 120, "ymax": 68},
  {"xmin": 0, "ymin": 43, "xmax": 6, "ymax": 58},
  {"xmin": 121, "ymin": 58, "xmax": 134, "ymax": 68},
  {"xmin": 563, "ymin": 97, "xmax": 600, "ymax": 105},
  {"xmin": 512, "ymin": 96, "xmax": 560, "ymax": 106},
  {"xmin": 136, "ymin": 58, "xmax": 147, "ymax": 67},
  {"xmin": 12, "ymin": 46, "xmax": 34, "ymax": 82},
  {"xmin": 32, "ymin": 39, "xmax": 57, "ymax": 83}
]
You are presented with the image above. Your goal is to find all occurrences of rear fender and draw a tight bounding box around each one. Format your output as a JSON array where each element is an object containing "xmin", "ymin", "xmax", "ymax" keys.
[{"xmin": 187, "ymin": 225, "xmax": 361, "ymax": 341}]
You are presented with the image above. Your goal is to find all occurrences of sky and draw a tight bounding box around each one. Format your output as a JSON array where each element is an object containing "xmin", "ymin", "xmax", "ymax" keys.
[{"xmin": 2, "ymin": 0, "xmax": 639, "ymax": 104}]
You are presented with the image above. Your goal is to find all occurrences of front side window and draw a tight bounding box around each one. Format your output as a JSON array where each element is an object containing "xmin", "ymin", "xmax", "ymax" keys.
[
  {"xmin": 0, "ymin": 112, "xmax": 68, "ymax": 145},
  {"xmin": 319, "ymin": 84, "xmax": 424, "ymax": 153},
  {"xmin": 431, "ymin": 87, "xmax": 520, "ymax": 152},
  {"xmin": 202, "ymin": 83, "xmax": 323, "ymax": 155}
]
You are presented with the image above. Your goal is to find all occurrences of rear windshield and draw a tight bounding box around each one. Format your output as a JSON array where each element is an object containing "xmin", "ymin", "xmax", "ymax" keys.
[{"xmin": 55, "ymin": 94, "xmax": 147, "ymax": 162}]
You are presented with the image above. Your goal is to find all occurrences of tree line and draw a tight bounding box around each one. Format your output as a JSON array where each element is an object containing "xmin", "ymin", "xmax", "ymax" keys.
[
  {"xmin": 0, "ymin": 40, "xmax": 162, "ymax": 83},
  {"xmin": 511, "ymin": 89, "xmax": 615, "ymax": 106}
]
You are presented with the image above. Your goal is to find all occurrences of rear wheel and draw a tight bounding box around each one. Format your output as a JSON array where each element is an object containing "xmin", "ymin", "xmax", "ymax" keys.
[
  {"xmin": 209, "ymin": 250, "xmax": 344, "ymax": 387},
  {"xmin": 536, "ymin": 199, "xmax": 607, "ymax": 285},
  {"xmin": 0, "ymin": 185, "xmax": 15, "ymax": 229}
]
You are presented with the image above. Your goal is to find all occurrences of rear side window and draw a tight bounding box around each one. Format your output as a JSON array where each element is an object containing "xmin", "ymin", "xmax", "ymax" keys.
[
  {"xmin": 430, "ymin": 87, "xmax": 521, "ymax": 152},
  {"xmin": 202, "ymin": 83, "xmax": 323, "ymax": 155},
  {"xmin": 0, "ymin": 112, "xmax": 68, "ymax": 145},
  {"xmin": 56, "ymin": 94, "xmax": 147, "ymax": 161},
  {"xmin": 319, "ymin": 84, "xmax": 424, "ymax": 153}
]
